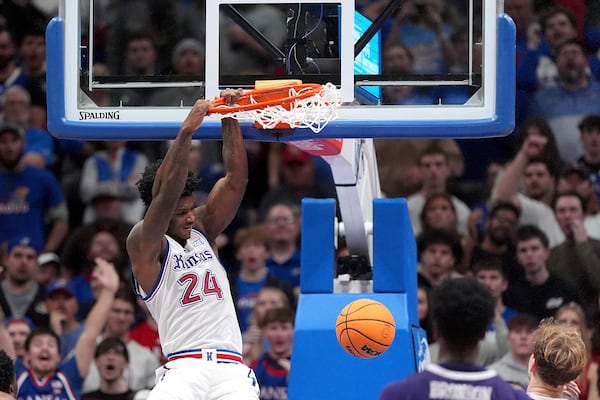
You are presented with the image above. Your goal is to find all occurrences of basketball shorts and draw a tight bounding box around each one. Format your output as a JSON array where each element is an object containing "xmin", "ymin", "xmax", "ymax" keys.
[{"xmin": 147, "ymin": 350, "xmax": 260, "ymax": 400}]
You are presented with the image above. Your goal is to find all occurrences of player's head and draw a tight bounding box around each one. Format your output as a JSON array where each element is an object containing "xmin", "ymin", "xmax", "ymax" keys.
[
  {"xmin": 0, "ymin": 349, "xmax": 15, "ymax": 394},
  {"xmin": 137, "ymin": 160, "xmax": 200, "ymax": 240},
  {"xmin": 429, "ymin": 277, "xmax": 494, "ymax": 352},
  {"xmin": 24, "ymin": 326, "xmax": 61, "ymax": 376},
  {"xmin": 137, "ymin": 160, "xmax": 200, "ymax": 207},
  {"xmin": 531, "ymin": 319, "xmax": 586, "ymax": 387}
]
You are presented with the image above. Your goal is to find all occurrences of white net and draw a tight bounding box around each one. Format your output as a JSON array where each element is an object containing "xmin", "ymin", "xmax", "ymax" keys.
[{"xmin": 209, "ymin": 83, "xmax": 343, "ymax": 133}]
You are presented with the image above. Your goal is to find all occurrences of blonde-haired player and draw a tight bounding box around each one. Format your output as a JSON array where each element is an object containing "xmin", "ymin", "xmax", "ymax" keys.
[{"xmin": 527, "ymin": 319, "xmax": 587, "ymax": 400}]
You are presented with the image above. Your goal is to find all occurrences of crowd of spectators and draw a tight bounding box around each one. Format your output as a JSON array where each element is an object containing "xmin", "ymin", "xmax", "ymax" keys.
[{"xmin": 2, "ymin": 0, "xmax": 600, "ymax": 399}]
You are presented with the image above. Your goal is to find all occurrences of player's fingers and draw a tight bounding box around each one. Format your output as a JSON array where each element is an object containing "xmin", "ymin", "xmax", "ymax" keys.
[{"xmin": 220, "ymin": 88, "xmax": 242, "ymax": 105}]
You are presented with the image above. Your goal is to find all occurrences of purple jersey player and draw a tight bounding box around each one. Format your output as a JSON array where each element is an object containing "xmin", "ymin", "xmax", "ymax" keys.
[{"xmin": 379, "ymin": 278, "xmax": 531, "ymax": 400}]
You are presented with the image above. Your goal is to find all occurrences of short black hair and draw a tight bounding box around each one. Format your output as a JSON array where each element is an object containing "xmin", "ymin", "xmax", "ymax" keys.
[
  {"xmin": 555, "ymin": 38, "xmax": 584, "ymax": 58},
  {"xmin": 25, "ymin": 326, "xmax": 61, "ymax": 353},
  {"xmin": 95, "ymin": 337, "xmax": 129, "ymax": 362},
  {"xmin": 136, "ymin": 159, "xmax": 200, "ymax": 207},
  {"xmin": 516, "ymin": 224, "xmax": 549, "ymax": 248},
  {"xmin": 259, "ymin": 307, "xmax": 295, "ymax": 329},
  {"xmin": 507, "ymin": 313, "xmax": 539, "ymax": 332},
  {"xmin": 552, "ymin": 190, "xmax": 585, "ymax": 213},
  {"xmin": 472, "ymin": 257, "xmax": 507, "ymax": 278},
  {"xmin": 418, "ymin": 143, "xmax": 448, "ymax": 165},
  {"xmin": 541, "ymin": 6, "xmax": 577, "ymax": 34},
  {"xmin": 417, "ymin": 229, "xmax": 463, "ymax": 265},
  {"xmin": 429, "ymin": 277, "xmax": 494, "ymax": 351},
  {"xmin": 579, "ymin": 115, "xmax": 600, "ymax": 132},
  {"xmin": 0, "ymin": 350, "xmax": 14, "ymax": 393},
  {"xmin": 526, "ymin": 156, "xmax": 559, "ymax": 179},
  {"xmin": 488, "ymin": 201, "xmax": 521, "ymax": 220},
  {"xmin": 0, "ymin": 123, "xmax": 23, "ymax": 138}
]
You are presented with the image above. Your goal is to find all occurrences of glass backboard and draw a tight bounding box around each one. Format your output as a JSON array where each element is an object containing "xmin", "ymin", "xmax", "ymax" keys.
[{"xmin": 46, "ymin": 0, "xmax": 515, "ymax": 140}]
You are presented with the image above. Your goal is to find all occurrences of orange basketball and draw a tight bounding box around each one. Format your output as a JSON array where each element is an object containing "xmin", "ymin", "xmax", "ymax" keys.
[{"xmin": 335, "ymin": 298, "xmax": 396, "ymax": 358}]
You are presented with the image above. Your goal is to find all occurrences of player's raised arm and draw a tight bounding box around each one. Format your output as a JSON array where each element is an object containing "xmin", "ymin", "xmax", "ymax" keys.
[
  {"xmin": 196, "ymin": 89, "xmax": 247, "ymax": 243},
  {"xmin": 127, "ymin": 100, "xmax": 212, "ymax": 276}
]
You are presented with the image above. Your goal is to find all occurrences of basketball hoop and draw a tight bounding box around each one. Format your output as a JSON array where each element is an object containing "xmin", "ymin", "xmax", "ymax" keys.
[{"xmin": 208, "ymin": 82, "xmax": 342, "ymax": 133}]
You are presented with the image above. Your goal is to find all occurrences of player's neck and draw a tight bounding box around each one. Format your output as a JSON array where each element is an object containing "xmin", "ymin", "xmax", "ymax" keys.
[
  {"xmin": 527, "ymin": 375, "xmax": 563, "ymax": 399},
  {"xmin": 437, "ymin": 338, "xmax": 479, "ymax": 364}
]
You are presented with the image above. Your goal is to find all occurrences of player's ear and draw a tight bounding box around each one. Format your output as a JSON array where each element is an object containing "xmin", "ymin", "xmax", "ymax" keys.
[{"xmin": 528, "ymin": 355, "xmax": 537, "ymax": 373}]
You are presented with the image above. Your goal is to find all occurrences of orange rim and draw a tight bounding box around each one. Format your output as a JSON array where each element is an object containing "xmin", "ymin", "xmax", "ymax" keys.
[{"xmin": 208, "ymin": 83, "xmax": 322, "ymax": 114}]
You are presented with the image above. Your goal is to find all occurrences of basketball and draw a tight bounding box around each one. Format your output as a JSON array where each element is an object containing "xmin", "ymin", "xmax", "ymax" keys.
[{"xmin": 335, "ymin": 298, "xmax": 396, "ymax": 358}]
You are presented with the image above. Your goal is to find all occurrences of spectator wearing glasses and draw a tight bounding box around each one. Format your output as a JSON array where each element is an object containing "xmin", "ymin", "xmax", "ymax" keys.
[
  {"xmin": 263, "ymin": 201, "xmax": 302, "ymax": 296},
  {"xmin": 467, "ymin": 202, "xmax": 523, "ymax": 285}
]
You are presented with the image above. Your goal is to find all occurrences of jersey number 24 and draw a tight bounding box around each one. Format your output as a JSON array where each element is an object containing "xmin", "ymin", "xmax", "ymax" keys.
[{"xmin": 178, "ymin": 271, "xmax": 224, "ymax": 306}]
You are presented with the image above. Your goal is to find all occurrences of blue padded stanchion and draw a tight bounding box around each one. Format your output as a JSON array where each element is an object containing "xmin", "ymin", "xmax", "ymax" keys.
[{"xmin": 288, "ymin": 198, "xmax": 426, "ymax": 400}]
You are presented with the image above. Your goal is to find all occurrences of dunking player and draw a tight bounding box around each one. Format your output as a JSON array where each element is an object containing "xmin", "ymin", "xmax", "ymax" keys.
[
  {"xmin": 379, "ymin": 277, "xmax": 531, "ymax": 400},
  {"xmin": 126, "ymin": 90, "xmax": 260, "ymax": 400}
]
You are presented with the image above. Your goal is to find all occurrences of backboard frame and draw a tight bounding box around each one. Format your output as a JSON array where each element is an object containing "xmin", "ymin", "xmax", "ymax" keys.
[{"xmin": 46, "ymin": 1, "xmax": 516, "ymax": 141}]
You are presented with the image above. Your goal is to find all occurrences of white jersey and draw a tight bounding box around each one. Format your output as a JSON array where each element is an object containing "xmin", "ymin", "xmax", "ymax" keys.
[{"xmin": 133, "ymin": 227, "xmax": 242, "ymax": 358}]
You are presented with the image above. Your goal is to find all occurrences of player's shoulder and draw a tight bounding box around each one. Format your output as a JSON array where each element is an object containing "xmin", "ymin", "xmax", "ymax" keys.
[
  {"xmin": 126, "ymin": 220, "xmax": 166, "ymax": 262},
  {"xmin": 126, "ymin": 221, "xmax": 144, "ymax": 245},
  {"xmin": 378, "ymin": 373, "xmax": 426, "ymax": 400}
]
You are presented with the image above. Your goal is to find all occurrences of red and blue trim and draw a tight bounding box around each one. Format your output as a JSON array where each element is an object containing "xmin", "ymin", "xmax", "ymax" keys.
[{"xmin": 167, "ymin": 349, "xmax": 243, "ymax": 364}]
